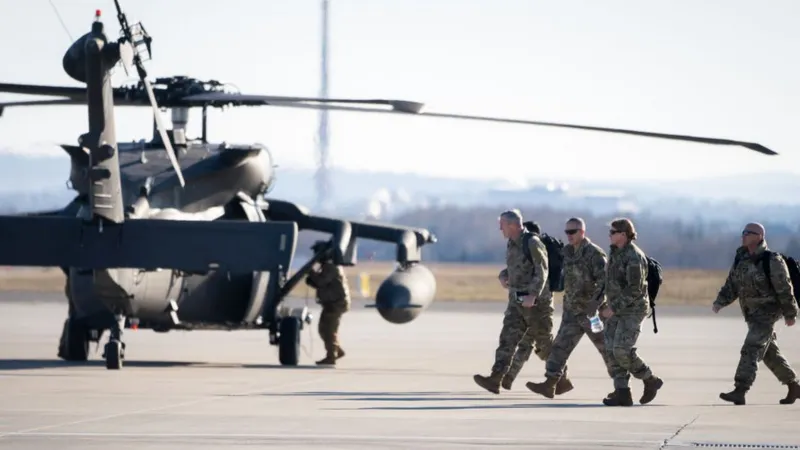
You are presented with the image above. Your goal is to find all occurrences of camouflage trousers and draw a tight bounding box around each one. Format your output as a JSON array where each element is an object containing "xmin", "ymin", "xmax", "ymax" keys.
[
  {"xmin": 604, "ymin": 313, "xmax": 653, "ymax": 389},
  {"xmin": 733, "ymin": 319, "xmax": 798, "ymax": 389},
  {"xmin": 492, "ymin": 293, "xmax": 554, "ymax": 380},
  {"xmin": 318, "ymin": 304, "xmax": 348, "ymax": 355},
  {"xmin": 545, "ymin": 308, "xmax": 614, "ymax": 379}
]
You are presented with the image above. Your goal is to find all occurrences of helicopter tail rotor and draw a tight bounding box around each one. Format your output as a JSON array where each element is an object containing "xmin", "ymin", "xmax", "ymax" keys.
[{"xmin": 112, "ymin": 1, "xmax": 185, "ymax": 187}]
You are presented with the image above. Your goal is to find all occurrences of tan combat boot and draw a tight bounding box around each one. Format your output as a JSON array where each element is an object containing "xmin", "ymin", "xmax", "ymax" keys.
[
  {"xmin": 640, "ymin": 375, "xmax": 664, "ymax": 404},
  {"xmin": 779, "ymin": 381, "xmax": 800, "ymax": 405},
  {"xmin": 335, "ymin": 345, "xmax": 346, "ymax": 360},
  {"xmin": 473, "ymin": 371, "xmax": 504, "ymax": 394},
  {"xmin": 555, "ymin": 368, "xmax": 574, "ymax": 395},
  {"xmin": 316, "ymin": 351, "xmax": 337, "ymax": 366},
  {"xmin": 526, "ymin": 376, "xmax": 559, "ymax": 399},
  {"xmin": 719, "ymin": 386, "xmax": 747, "ymax": 405}
]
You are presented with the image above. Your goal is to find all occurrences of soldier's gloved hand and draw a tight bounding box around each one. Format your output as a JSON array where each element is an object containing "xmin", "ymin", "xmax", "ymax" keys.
[{"xmin": 786, "ymin": 317, "xmax": 796, "ymax": 327}]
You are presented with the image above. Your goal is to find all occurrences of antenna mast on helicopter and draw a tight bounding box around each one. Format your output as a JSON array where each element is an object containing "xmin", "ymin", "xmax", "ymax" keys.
[{"xmin": 314, "ymin": 0, "xmax": 331, "ymax": 212}]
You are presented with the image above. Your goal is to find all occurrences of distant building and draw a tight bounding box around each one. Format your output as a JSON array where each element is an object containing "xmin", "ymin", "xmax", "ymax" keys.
[{"xmin": 484, "ymin": 181, "xmax": 638, "ymax": 215}]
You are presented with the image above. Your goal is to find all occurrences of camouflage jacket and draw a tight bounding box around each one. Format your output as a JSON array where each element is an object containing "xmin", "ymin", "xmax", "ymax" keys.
[
  {"xmin": 713, "ymin": 241, "xmax": 798, "ymax": 322},
  {"xmin": 563, "ymin": 237, "xmax": 608, "ymax": 315},
  {"xmin": 306, "ymin": 262, "xmax": 351, "ymax": 309},
  {"xmin": 498, "ymin": 231, "xmax": 551, "ymax": 302},
  {"xmin": 606, "ymin": 241, "xmax": 649, "ymax": 316}
]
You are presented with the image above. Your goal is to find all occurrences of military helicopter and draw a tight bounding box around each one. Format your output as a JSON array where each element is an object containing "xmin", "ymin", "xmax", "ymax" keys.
[{"xmin": 0, "ymin": 1, "xmax": 775, "ymax": 371}]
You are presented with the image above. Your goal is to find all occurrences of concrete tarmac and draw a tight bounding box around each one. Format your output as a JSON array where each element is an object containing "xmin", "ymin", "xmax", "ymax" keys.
[{"xmin": 0, "ymin": 292, "xmax": 799, "ymax": 449}]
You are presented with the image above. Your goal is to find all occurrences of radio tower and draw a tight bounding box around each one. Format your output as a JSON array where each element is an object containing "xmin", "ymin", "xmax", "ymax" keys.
[{"xmin": 314, "ymin": 0, "xmax": 331, "ymax": 211}]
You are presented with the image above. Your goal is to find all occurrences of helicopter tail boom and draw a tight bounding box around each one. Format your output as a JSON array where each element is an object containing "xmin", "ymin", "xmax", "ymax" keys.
[{"xmin": 61, "ymin": 17, "xmax": 127, "ymax": 223}]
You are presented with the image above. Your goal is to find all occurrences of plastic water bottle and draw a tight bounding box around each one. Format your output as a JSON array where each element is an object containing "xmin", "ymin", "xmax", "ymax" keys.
[{"xmin": 589, "ymin": 312, "xmax": 604, "ymax": 333}]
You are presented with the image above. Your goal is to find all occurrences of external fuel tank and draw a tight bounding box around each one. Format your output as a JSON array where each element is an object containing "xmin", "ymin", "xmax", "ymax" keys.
[{"xmin": 374, "ymin": 263, "xmax": 436, "ymax": 324}]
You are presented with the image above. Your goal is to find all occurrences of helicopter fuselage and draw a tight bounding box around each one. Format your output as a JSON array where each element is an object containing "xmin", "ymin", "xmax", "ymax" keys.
[
  {"xmin": 63, "ymin": 138, "xmax": 281, "ymax": 332},
  {"xmin": 56, "ymin": 133, "xmax": 438, "ymax": 338}
]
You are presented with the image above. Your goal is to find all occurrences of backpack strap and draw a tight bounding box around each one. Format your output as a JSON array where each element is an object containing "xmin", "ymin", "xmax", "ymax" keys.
[
  {"xmin": 762, "ymin": 250, "xmax": 774, "ymax": 291},
  {"xmin": 522, "ymin": 232, "xmax": 533, "ymax": 264}
]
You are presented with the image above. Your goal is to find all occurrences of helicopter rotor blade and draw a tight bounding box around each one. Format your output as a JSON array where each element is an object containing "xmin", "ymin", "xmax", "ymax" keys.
[
  {"xmin": 180, "ymin": 92, "xmax": 424, "ymax": 113},
  {"xmin": 0, "ymin": 82, "xmax": 776, "ymax": 156},
  {"xmin": 0, "ymin": 99, "xmax": 83, "ymax": 117},
  {"xmin": 119, "ymin": 41, "xmax": 134, "ymax": 77},
  {"xmin": 0, "ymin": 82, "xmax": 154, "ymax": 110},
  {"xmin": 142, "ymin": 78, "xmax": 185, "ymax": 187},
  {"xmin": 248, "ymin": 101, "xmax": 777, "ymax": 156},
  {"xmin": 419, "ymin": 111, "xmax": 777, "ymax": 156}
]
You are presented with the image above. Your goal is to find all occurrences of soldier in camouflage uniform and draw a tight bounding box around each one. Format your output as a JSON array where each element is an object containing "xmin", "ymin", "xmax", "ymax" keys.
[
  {"xmin": 306, "ymin": 241, "xmax": 351, "ymax": 366},
  {"xmin": 497, "ymin": 221, "xmax": 545, "ymax": 390},
  {"xmin": 474, "ymin": 209, "xmax": 563, "ymax": 394},
  {"xmin": 712, "ymin": 222, "xmax": 800, "ymax": 405},
  {"xmin": 498, "ymin": 221, "xmax": 549, "ymax": 390},
  {"xmin": 526, "ymin": 217, "xmax": 615, "ymax": 398},
  {"xmin": 498, "ymin": 270, "xmax": 552, "ymax": 390},
  {"xmin": 601, "ymin": 218, "xmax": 663, "ymax": 406}
]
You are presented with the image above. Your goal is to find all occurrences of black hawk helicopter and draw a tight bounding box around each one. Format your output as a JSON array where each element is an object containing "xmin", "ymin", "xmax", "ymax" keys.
[{"xmin": 0, "ymin": 1, "xmax": 776, "ymax": 370}]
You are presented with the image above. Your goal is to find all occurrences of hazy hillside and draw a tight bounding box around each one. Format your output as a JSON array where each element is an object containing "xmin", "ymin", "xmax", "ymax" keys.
[
  {"xmin": 345, "ymin": 204, "xmax": 800, "ymax": 270},
  {"xmin": 0, "ymin": 152, "xmax": 72, "ymax": 193}
]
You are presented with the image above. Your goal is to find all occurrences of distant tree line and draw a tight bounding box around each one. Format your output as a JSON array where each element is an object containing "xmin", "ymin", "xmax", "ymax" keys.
[{"xmin": 295, "ymin": 205, "xmax": 800, "ymax": 270}]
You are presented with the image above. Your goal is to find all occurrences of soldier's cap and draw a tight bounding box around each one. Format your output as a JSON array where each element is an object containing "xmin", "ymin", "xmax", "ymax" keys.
[{"xmin": 743, "ymin": 222, "xmax": 766, "ymax": 237}]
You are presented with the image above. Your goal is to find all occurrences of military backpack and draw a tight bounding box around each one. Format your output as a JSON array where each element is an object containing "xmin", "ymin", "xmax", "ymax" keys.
[
  {"xmin": 645, "ymin": 256, "xmax": 663, "ymax": 334},
  {"xmin": 521, "ymin": 222, "xmax": 565, "ymax": 293},
  {"xmin": 760, "ymin": 251, "xmax": 800, "ymax": 309}
]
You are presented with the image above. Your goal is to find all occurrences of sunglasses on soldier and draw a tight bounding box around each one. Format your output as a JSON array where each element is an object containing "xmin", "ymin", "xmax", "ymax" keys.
[
  {"xmin": 609, "ymin": 229, "xmax": 622, "ymax": 236},
  {"xmin": 564, "ymin": 229, "xmax": 580, "ymax": 235}
]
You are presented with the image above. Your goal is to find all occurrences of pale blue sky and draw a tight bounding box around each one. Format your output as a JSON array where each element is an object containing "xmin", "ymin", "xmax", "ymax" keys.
[{"xmin": 0, "ymin": 0, "xmax": 797, "ymax": 183}]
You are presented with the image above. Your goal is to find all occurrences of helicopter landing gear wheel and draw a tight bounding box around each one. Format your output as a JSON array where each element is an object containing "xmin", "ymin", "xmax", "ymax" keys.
[
  {"xmin": 103, "ymin": 315, "xmax": 126, "ymax": 370},
  {"xmin": 104, "ymin": 340, "xmax": 123, "ymax": 370},
  {"xmin": 278, "ymin": 317, "xmax": 301, "ymax": 366}
]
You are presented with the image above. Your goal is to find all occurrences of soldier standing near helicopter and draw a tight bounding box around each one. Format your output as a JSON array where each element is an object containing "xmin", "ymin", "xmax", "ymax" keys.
[{"xmin": 306, "ymin": 241, "xmax": 351, "ymax": 365}]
